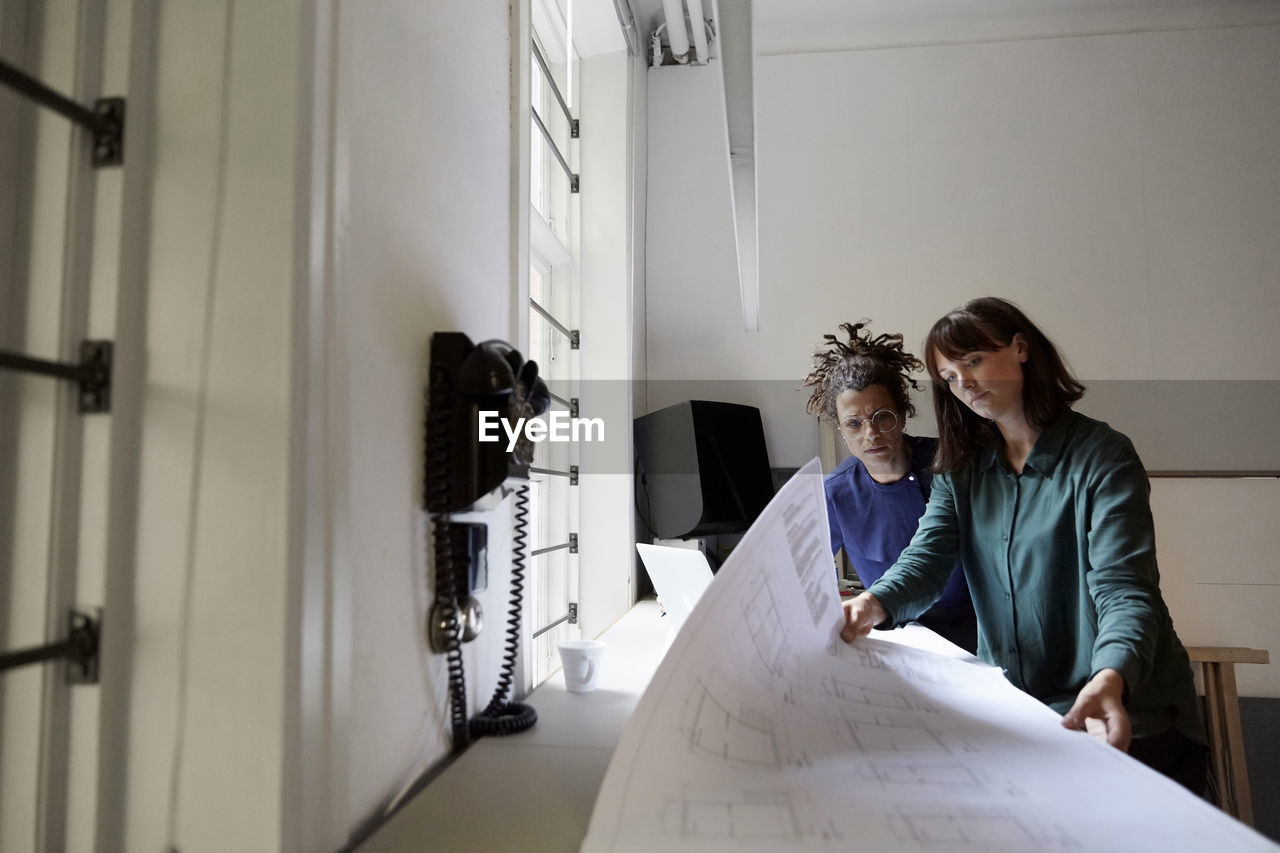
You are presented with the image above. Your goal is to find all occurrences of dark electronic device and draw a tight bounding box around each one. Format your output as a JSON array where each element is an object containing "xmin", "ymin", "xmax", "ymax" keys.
[
  {"xmin": 424, "ymin": 332, "xmax": 549, "ymax": 751},
  {"xmin": 633, "ymin": 400, "xmax": 775, "ymax": 541}
]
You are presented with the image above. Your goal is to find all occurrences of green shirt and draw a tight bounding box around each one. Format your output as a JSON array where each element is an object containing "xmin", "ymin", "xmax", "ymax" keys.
[{"xmin": 867, "ymin": 410, "xmax": 1204, "ymax": 743}]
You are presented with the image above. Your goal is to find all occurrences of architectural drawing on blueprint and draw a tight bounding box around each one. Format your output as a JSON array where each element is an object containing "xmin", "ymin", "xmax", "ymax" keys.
[
  {"xmin": 844, "ymin": 640, "xmax": 1001, "ymax": 690},
  {"xmin": 583, "ymin": 460, "xmax": 1280, "ymax": 853},
  {"xmin": 852, "ymin": 761, "xmax": 1025, "ymax": 798},
  {"xmin": 660, "ymin": 786, "xmax": 842, "ymax": 844},
  {"xmin": 885, "ymin": 805, "xmax": 1078, "ymax": 849},
  {"xmin": 817, "ymin": 673, "xmax": 936, "ymax": 713},
  {"xmin": 781, "ymin": 496, "xmax": 832, "ymax": 628},
  {"xmin": 828, "ymin": 713, "xmax": 951, "ymax": 755},
  {"xmin": 734, "ymin": 575, "xmax": 796, "ymax": 696},
  {"xmin": 680, "ymin": 669, "xmax": 789, "ymax": 766}
]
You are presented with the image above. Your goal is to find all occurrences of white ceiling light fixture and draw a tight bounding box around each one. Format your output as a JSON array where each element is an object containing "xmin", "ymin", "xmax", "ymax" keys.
[{"xmin": 714, "ymin": 0, "xmax": 759, "ymax": 332}]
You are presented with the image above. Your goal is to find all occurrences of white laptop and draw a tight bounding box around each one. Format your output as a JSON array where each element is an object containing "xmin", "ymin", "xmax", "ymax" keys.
[{"xmin": 635, "ymin": 543, "xmax": 716, "ymax": 633}]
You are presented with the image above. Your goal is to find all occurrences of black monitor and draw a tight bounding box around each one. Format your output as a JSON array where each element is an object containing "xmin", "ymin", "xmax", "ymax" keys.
[{"xmin": 633, "ymin": 400, "xmax": 775, "ymax": 540}]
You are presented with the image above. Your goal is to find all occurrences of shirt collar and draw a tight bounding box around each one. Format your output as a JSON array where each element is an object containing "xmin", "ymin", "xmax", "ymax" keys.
[
  {"xmin": 977, "ymin": 410, "xmax": 1077, "ymax": 477},
  {"xmin": 1023, "ymin": 410, "xmax": 1076, "ymax": 477}
]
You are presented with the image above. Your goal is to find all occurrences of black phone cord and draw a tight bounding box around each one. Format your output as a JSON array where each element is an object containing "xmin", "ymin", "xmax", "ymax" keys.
[
  {"xmin": 469, "ymin": 484, "xmax": 537, "ymax": 737},
  {"xmin": 425, "ymin": 363, "xmax": 472, "ymax": 752}
]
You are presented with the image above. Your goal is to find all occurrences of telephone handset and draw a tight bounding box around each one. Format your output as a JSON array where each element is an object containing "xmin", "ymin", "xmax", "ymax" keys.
[
  {"xmin": 424, "ymin": 332, "xmax": 548, "ymax": 750},
  {"xmin": 425, "ymin": 332, "xmax": 549, "ymax": 512}
]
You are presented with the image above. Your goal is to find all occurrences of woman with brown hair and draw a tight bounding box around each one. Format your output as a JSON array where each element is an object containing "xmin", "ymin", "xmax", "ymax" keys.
[
  {"xmin": 840, "ymin": 297, "xmax": 1207, "ymax": 793},
  {"xmin": 804, "ymin": 321, "xmax": 977, "ymax": 653}
]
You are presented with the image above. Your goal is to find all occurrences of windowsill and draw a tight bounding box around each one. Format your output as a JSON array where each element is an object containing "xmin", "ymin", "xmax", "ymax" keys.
[
  {"xmin": 355, "ymin": 599, "xmax": 980, "ymax": 851},
  {"xmin": 358, "ymin": 599, "xmax": 671, "ymax": 852}
]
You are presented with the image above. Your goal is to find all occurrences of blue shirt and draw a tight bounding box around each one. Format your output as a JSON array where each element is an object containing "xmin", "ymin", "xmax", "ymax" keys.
[
  {"xmin": 867, "ymin": 411, "xmax": 1204, "ymax": 743},
  {"xmin": 825, "ymin": 435, "xmax": 972, "ymax": 620}
]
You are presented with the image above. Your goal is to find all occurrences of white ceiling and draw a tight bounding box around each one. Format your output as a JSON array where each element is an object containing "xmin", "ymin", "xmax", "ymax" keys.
[
  {"xmin": 579, "ymin": 0, "xmax": 1280, "ymax": 57},
  {"xmin": 753, "ymin": 0, "xmax": 1280, "ymax": 54},
  {"xmin": 570, "ymin": 0, "xmax": 630, "ymax": 56}
]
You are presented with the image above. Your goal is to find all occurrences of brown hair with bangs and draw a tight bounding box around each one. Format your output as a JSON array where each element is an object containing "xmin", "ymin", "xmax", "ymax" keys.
[{"xmin": 924, "ymin": 297, "xmax": 1085, "ymax": 474}]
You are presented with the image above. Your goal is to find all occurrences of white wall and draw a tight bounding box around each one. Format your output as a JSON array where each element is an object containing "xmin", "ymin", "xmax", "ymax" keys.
[
  {"xmin": 644, "ymin": 23, "xmax": 1280, "ymax": 693},
  {"xmin": 311, "ymin": 0, "xmax": 637, "ymax": 844},
  {"xmin": 644, "ymin": 63, "xmax": 739, "ymax": 382},
  {"xmin": 2, "ymin": 1, "xmax": 535, "ymax": 850},
  {"xmin": 1153, "ymin": 478, "xmax": 1280, "ymax": 698},
  {"xmin": 107, "ymin": 0, "xmax": 539, "ymax": 848},
  {"xmin": 106, "ymin": 1, "xmax": 300, "ymax": 850},
  {"xmin": 630, "ymin": 48, "xmax": 649, "ymax": 430},
  {"xmin": 578, "ymin": 48, "xmax": 639, "ymax": 636},
  {"xmin": 318, "ymin": 0, "xmax": 526, "ymax": 842},
  {"xmin": 1, "ymin": 1, "xmax": 640, "ymax": 850},
  {"xmin": 1, "ymin": 0, "xmax": 300, "ymax": 850}
]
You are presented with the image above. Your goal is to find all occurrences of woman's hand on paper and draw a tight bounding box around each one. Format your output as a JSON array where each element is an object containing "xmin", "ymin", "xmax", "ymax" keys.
[
  {"xmin": 840, "ymin": 592, "xmax": 887, "ymax": 643},
  {"xmin": 1061, "ymin": 667, "xmax": 1131, "ymax": 752}
]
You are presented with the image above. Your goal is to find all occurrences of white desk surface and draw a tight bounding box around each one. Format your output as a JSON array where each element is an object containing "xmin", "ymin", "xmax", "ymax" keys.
[{"xmin": 358, "ymin": 600, "xmax": 673, "ymax": 853}]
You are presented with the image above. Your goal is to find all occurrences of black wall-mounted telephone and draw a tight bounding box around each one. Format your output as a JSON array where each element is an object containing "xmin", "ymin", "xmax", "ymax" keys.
[
  {"xmin": 425, "ymin": 332, "xmax": 550, "ymax": 513},
  {"xmin": 424, "ymin": 332, "xmax": 549, "ymax": 751}
]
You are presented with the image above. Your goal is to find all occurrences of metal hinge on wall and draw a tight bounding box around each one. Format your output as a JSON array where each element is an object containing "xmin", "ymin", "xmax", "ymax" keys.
[
  {"xmin": 0, "ymin": 60, "xmax": 125, "ymax": 167},
  {"xmin": 0, "ymin": 608, "xmax": 101, "ymax": 684},
  {"xmin": 0, "ymin": 340, "xmax": 113, "ymax": 413}
]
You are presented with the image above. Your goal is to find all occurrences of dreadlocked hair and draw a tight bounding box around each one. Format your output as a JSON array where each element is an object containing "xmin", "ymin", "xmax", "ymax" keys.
[{"xmin": 802, "ymin": 320, "xmax": 925, "ymax": 426}]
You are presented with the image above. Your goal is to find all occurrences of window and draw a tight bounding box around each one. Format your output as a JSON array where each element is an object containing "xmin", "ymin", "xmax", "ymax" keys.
[{"xmin": 525, "ymin": 5, "xmax": 581, "ymax": 688}]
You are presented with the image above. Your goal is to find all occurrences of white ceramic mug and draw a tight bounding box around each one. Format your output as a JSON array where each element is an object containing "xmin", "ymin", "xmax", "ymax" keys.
[{"xmin": 557, "ymin": 639, "xmax": 606, "ymax": 693}]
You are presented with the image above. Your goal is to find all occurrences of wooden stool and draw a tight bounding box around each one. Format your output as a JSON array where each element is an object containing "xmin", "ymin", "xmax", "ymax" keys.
[{"xmin": 1185, "ymin": 646, "xmax": 1270, "ymax": 826}]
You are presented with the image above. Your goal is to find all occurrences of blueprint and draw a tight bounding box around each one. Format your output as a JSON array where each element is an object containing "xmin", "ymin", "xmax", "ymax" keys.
[{"xmin": 582, "ymin": 459, "xmax": 1278, "ymax": 852}]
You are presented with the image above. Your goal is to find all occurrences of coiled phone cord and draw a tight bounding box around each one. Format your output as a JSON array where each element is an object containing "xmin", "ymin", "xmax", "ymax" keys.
[
  {"xmin": 425, "ymin": 352, "xmax": 535, "ymax": 748},
  {"xmin": 425, "ymin": 363, "xmax": 472, "ymax": 751},
  {"xmin": 470, "ymin": 483, "xmax": 537, "ymax": 737},
  {"xmin": 433, "ymin": 512, "xmax": 472, "ymax": 751}
]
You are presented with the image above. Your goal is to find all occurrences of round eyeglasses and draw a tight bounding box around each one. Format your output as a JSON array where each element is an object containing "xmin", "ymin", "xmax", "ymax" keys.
[{"xmin": 840, "ymin": 409, "xmax": 899, "ymax": 435}]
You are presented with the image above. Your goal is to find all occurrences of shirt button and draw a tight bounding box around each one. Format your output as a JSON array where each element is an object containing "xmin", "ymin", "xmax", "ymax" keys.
[
  {"xmin": 1004, "ymin": 593, "xmax": 1011, "ymax": 600},
  {"xmin": 1001, "ymin": 534, "xmax": 1009, "ymax": 541},
  {"xmin": 908, "ymin": 475, "xmax": 915, "ymax": 481}
]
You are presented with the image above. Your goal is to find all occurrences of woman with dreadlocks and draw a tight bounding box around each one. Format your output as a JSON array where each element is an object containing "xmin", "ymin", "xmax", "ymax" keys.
[{"xmin": 804, "ymin": 320, "xmax": 978, "ymax": 654}]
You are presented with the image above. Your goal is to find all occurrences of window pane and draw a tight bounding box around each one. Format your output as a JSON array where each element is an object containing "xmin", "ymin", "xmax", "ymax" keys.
[
  {"xmin": 526, "ymin": 0, "xmax": 580, "ymax": 694},
  {"xmin": 530, "ymin": 57, "xmax": 546, "ymax": 218},
  {"xmin": 532, "ymin": 619, "xmax": 570, "ymax": 686},
  {"xmin": 530, "ymin": 33, "xmax": 574, "ymax": 248},
  {"xmin": 530, "ymin": 546, "xmax": 571, "ymax": 684},
  {"xmin": 529, "ymin": 263, "xmax": 546, "ymax": 306},
  {"xmin": 532, "ymin": 136, "xmax": 573, "ymax": 247},
  {"xmin": 529, "ymin": 265, "xmax": 547, "ymax": 373},
  {"xmin": 529, "ymin": 304, "xmax": 569, "ymax": 386}
]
